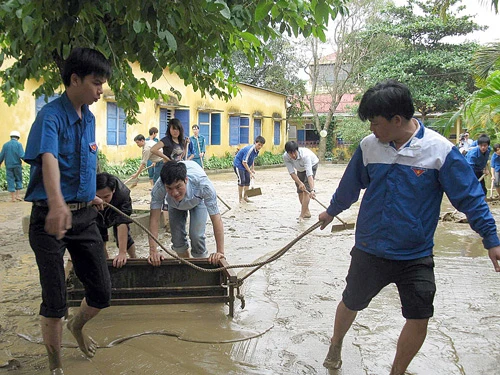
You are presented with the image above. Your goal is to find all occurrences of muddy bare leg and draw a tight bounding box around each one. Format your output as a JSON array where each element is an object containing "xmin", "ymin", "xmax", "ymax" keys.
[
  {"xmin": 324, "ymin": 301, "xmax": 357, "ymax": 369},
  {"xmin": 390, "ymin": 318, "xmax": 428, "ymax": 375},
  {"xmin": 238, "ymin": 186, "xmax": 244, "ymax": 202},
  {"xmin": 41, "ymin": 316, "xmax": 64, "ymax": 373},
  {"xmin": 66, "ymin": 298, "xmax": 100, "ymax": 358}
]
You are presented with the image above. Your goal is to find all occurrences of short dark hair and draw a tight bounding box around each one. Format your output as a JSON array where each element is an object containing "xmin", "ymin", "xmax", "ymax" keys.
[
  {"xmin": 358, "ymin": 80, "xmax": 415, "ymax": 121},
  {"xmin": 255, "ymin": 135, "xmax": 266, "ymax": 144},
  {"xmin": 285, "ymin": 141, "xmax": 299, "ymax": 153},
  {"xmin": 192, "ymin": 124, "xmax": 199, "ymax": 130},
  {"xmin": 62, "ymin": 48, "xmax": 112, "ymax": 87},
  {"xmin": 149, "ymin": 127, "xmax": 159, "ymax": 136},
  {"xmin": 96, "ymin": 172, "xmax": 118, "ymax": 191},
  {"xmin": 477, "ymin": 133, "xmax": 490, "ymax": 146},
  {"xmin": 160, "ymin": 161, "xmax": 187, "ymax": 185},
  {"xmin": 493, "ymin": 143, "xmax": 500, "ymax": 152},
  {"xmin": 134, "ymin": 134, "xmax": 146, "ymax": 142}
]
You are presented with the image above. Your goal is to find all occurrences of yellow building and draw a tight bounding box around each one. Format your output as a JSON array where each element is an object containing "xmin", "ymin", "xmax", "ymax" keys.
[{"xmin": 0, "ymin": 63, "xmax": 287, "ymax": 163}]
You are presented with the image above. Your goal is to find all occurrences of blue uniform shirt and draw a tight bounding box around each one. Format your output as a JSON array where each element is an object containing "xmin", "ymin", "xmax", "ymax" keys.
[
  {"xmin": 0, "ymin": 138, "xmax": 24, "ymax": 168},
  {"xmin": 465, "ymin": 145, "xmax": 491, "ymax": 172},
  {"xmin": 24, "ymin": 92, "xmax": 98, "ymax": 202},
  {"xmin": 492, "ymin": 152, "xmax": 500, "ymax": 172},
  {"xmin": 233, "ymin": 144, "xmax": 259, "ymax": 170}
]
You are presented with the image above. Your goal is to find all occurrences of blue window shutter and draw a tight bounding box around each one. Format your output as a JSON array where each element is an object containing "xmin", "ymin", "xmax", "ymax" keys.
[
  {"xmin": 297, "ymin": 129, "xmax": 306, "ymax": 143},
  {"xmin": 211, "ymin": 113, "xmax": 221, "ymax": 145},
  {"xmin": 107, "ymin": 102, "xmax": 118, "ymax": 145},
  {"xmin": 254, "ymin": 119, "xmax": 262, "ymax": 140},
  {"xmin": 199, "ymin": 112, "xmax": 209, "ymax": 123},
  {"xmin": 175, "ymin": 109, "xmax": 190, "ymax": 137},
  {"xmin": 229, "ymin": 117, "xmax": 240, "ymax": 146},
  {"xmin": 274, "ymin": 121, "xmax": 280, "ymax": 145},
  {"xmin": 118, "ymin": 107, "xmax": 127, "ymax": 145},
  {"xmin": 159, "ymin": 108, "xmax": 169, "ymax": 137},
  {"xmin": 239, "ymin": 117, "xmax": 249, "ymax": 144},
  {"xmin": 198, "ymin": 112, "xmax": 210, "ymax": 143}
]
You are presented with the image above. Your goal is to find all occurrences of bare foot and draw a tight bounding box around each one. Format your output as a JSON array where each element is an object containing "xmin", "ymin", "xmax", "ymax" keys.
[
  {"xmin": 51, "ymin": 368, "xmax": 65, "ymax": 375},
  {"xmin": 323, "ymin": 343, "xmax": 342, "ymax": 369},
  {"xmin": 244, "ymin": 197, "xmax": 252, "ymax": 203},
  {"xmin": 66, "ymin": 318, "xmax": 98, "ymax": 358},
  {"xmin": 297, "ymin": 216, "xmax": 304, "ymax": 223}
]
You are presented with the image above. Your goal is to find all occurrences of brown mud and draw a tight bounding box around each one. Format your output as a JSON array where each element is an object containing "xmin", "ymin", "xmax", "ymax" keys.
[{"xmin": 0, "ymin": 164, "xmax": 499, "ymax": 374}]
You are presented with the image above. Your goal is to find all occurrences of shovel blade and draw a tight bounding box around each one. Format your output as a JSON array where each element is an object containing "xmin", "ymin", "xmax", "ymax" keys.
[
  {"xmin": 246, "ymin": 187, "xmax": 262, "ymax": 197},
  {"xmin": 331, "ymin": 223, "xmax": 355, "ymax": 232}
]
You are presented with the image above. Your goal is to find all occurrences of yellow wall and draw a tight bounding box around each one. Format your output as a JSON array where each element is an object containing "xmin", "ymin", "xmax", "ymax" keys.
[{"xmin": 1, "ymin": 63, "xmax": 286, "ymax": 164}]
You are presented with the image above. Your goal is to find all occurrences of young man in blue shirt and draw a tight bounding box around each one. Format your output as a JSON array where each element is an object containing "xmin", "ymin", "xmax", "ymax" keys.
[
  {"xmin": 490, "ymin": 143, "xmax": 500, "ymax": 198},
  {"xmin": 318, "ymin": 80, "xmax": 500, "ymax": 374},
  {"xmin": 233, "ymin": 135, "xmax": 265, "ymax": 203},
  {"xmin": 148, "ymin": 160, "xmax": 225, "ymax": 266},
  {"xmin": 187, "ymin": 124, "xmax": 206, "ymax": 167},
  {"xmin": 0, "ymin": 130, "xmax": 25, "ymax": 202},
  {"xmin": 465, "ymin": 133, "xmax": 491, "ymax": 196},
  {"xmin": 23, "ymin": 48, "xmax": 112, "ymax": 375}
]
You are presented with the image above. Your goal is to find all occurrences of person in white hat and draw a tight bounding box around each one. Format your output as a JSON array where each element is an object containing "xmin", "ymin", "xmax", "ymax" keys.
[{"xmin": 0, "ymin": 130, "xmax": 25, "ymax": 201}]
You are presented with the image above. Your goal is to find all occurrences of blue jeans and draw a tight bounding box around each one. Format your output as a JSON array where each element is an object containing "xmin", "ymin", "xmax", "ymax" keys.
[
  {"xmin": 6, "ymin": 166, "xmax": 23, "ymax": 192},
  {"xmin": 168, "ymin": 202, "xmax": 208, "ymax": 257},
  {"xmin": 153, "ymin": 161, "xmax": 163, "ymax": 183}
]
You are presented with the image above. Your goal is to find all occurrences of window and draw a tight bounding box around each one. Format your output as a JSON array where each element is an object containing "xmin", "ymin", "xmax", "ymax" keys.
[
  {"xmin": 229, "ymin": 116, "xmax": 250, "ymax": 145},
  {"xmin": 174, "ymin": 109, "xmax": 190, "ymax": 137},
  {"xmin": 198, "ymin": 112, "xmax": 210, "ymax": 143},
  {"xmin": 254, "ymin": 118, "xmax": 262, "ymax": 140},
  {"xmin": 35, "ymin": 94, "xmax": 60, "ymax": 114},
  {"xmin": 159, "ymin": 108, "xmax": 173, "ymax": 137},
  {"xmin": 211, "ymin": 113, "xmax": 221, "ymax": 145},
  {"xmin": 107, "ymin": 102, "xmax": 127, "ymax": 145},
  {"xmin": 274, "ymin": 121, "xmax": 281, "ymax": 145}
]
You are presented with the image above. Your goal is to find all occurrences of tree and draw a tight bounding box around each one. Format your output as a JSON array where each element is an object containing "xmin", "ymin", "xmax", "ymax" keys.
[
  {"xmin": 0, "ymin": 0, "xmax": 348, "ymax": 123},
  {"xmin": 225, "ymin": 36, "xmax": 308, "ymax": 120},
  {"xmin": 302, "ymin": 0, "xmax": 387, "ymax": 160},
  {"xmin": 360, "ymin": 0, "xmax": 482, "ymax": 121}
]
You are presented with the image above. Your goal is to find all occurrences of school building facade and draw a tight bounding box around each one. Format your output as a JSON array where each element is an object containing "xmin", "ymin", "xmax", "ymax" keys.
[{"xmin": 0, "ymin": 62, "xmax": 287, "ymax": 164}]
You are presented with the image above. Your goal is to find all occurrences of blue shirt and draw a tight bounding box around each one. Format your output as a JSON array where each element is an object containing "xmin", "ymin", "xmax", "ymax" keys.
[
  {"xmin": 465, "ymin": 145, "xmax": 491, "ymax": 172},
  {"xmin": 326, "ymin": 121, "xmax": 499, "ymax": 260},
  {"xmin": 233, "ymin": 144, "xmax": 259, "ymax": 169},
  {"xmin": 150, "ymin": 161, "xmax": 219, "ymax": 215},
  {"xmin": 492, "ymin": 152, "xmax": 500, "ymax": 172},
  {"xmin": 188, "ymin": 135, "xmax": 206, "ymax": 159},
  {"xmin": 24, "ymin": 92, "xmax": 98, "ymax": 202},
  {"xmin": 0, "ymin": 138, "xmax": 24, "ymax": 168}
]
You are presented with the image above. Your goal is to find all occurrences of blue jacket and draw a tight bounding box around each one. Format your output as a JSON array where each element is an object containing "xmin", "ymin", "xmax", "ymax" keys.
[
  {"xmin": 0, "ymin": 138, "xmax": 24, "ymax": 168},
  {"xmin": 326, "ymin": 122, "xmax": 499, "ymax": 260},
  {"xmin": 465, "ymin": 145, "xmax": 490, "ymax": 172}
]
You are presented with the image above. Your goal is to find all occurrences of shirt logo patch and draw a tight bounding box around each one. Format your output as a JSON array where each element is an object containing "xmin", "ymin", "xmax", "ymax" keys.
[
  {"xmin": 412, "ymin": 167, "xmax": 426, "ymax": 177},
  {"xmin": 89, "ymin": 142, "xmax": 98, "ymax": 153}
]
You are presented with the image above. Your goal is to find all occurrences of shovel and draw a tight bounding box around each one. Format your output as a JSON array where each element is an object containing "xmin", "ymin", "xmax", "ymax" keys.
[
  {"xmin": 310, "ymin": 193, "xmax": 355, "ymax": 232},
  {"xmin": 246, "ymin": 178, "xmax": 262, "ymax": 198}
]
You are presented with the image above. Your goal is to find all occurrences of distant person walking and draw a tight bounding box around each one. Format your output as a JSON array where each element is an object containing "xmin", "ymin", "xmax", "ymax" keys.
[
  {"xmin": 187, "ymin": 124, "xmax": 206, "ymax": 167},
  {"xmin": 233, "ymin": 136, "xmax": 265, "ymax": 203},
  {"xmin": 0, "ymin": 130, "xmax": 25, "ymax": 202},
  {"xmin": 146, "ymin": 127, "xmax": 160, "ymax": 186}
]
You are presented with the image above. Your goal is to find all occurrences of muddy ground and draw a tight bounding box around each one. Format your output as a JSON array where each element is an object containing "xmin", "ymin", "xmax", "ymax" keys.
[{"xmin": 0, "ymin": 164, "xmax": 499, "ymax": 375}]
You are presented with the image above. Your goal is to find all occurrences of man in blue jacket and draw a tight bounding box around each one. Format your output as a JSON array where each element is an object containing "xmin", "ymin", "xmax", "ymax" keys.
[
  {"xmin": 465, "ymin": 133, "xmax": 491, "ymax": 196},
  {"xmin": 0, "ymin": 130, "xmax": 25, "ymax": 201},
  {"xmin": 318, "ymin": 80, "xmax": 500, "ymax": 374}
]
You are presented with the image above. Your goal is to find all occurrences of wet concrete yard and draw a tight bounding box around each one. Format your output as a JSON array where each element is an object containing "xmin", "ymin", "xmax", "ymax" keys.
[{"xmin": 0, "ymin": 164, "xmax": 499, "ymax": 374}]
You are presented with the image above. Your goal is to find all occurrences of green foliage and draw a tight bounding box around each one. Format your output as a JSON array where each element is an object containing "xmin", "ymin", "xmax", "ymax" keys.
[
  {"xmin": 0, "ymin": 165, "xmax": 30, "ymax": 191},
  {"xmin": 254, "ymin": 151, "xmax": 283, "ymax": 166},
  {"xmin": 204, "ymin": 152, "xmax": 235, "ymax": 170},
  {"xmin": 335, "ymin": 108, "xmax": 371, "ymax": 152},
  {"xmin": 0, "ymin": 0, "xmax": 348, "ymax": 124},
  {"xmin": 360, "ymin": 0, "xmax": 481, "ymax": 117},
  {"xmin": 101, "ymin": 158, "xmax": 142, "ymax": 178}
]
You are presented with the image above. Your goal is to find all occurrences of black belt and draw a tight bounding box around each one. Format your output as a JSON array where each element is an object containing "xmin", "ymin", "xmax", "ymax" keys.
[{"xmin": 33, "ymin": 201, "xmax": 91, "ymax": 211}]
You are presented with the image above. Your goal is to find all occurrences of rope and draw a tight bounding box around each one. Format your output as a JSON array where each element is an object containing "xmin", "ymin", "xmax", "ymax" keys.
[{"xmin": 103, "ymin": 202, "xmax": 323, "ymax": 281}]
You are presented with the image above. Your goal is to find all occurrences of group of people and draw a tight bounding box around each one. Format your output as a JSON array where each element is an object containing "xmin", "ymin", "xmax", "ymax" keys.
[{"xmin": 17, "ymin": 47, "xmax": 500, "ymax": 375}]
